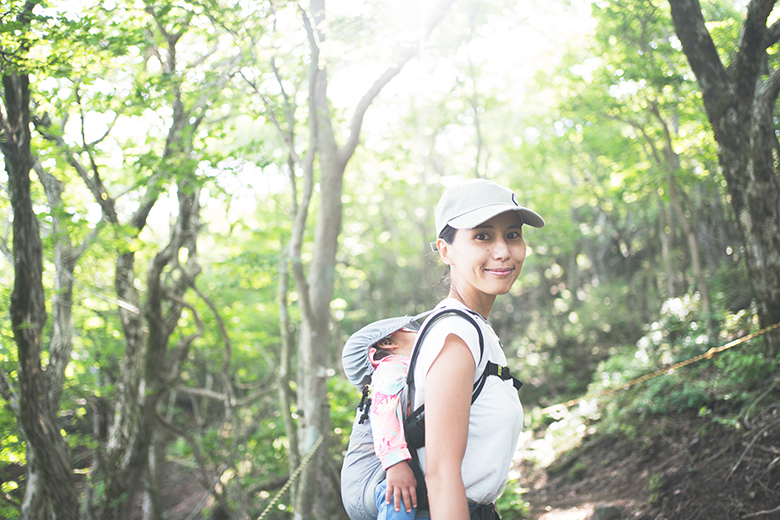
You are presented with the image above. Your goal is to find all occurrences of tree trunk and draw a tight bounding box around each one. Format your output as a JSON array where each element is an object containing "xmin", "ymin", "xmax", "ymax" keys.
[
  {"xmin": 35, "ymin": 163, "xmax": 90, "ymax": 410},
  {"xmin": 284, "ymin": 2, "xmax": 457, "ymax": 519},
  {"xmin": 658, "ymin": 196, "xmax": 677, "ymax": 299},
  {"xmin": 279, "ymin": 157, "xmax": 301, "ymax": 489},
  {"xmin": 647, "ymin": 102, "xmax": 712, "ymax": 316},
  {"xmin": 668, "ymin": 0, "xmax": 780, "ymax": 355},
  {"xmin": 1, "ymin": 72, "xmax": 80, "ymax": 520},
  {"xmin": 102, "ymin": 245, "xmax": 151, "ymax": 519},
  {"xmin": 100, "ymin": 179, "xmax": 202, "ymax": 519},
  {"xmin": 143, "ymin": 395, "xmax": 175, "ymax": 520},
  {"xmin": 666, "ymin": 172, "xmax": 711, "ymax": 315},
  {"xmin": 93, "ymin": 6, "xmax": 227, "ymax": 513}
]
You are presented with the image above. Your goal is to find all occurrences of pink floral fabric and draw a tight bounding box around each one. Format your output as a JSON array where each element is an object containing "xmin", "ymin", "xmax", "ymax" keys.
[{"xmin": 369, "ymin": 354, "xmax": 412, "ymax": 469}]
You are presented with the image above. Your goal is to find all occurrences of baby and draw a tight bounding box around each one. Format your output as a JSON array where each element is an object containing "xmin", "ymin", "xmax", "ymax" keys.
[
  {"xmin": 368, "ymin": 325, "xmax": 419, "ymax": 520},
  {"xmin": 340, "ymin": 315, "xmax": 425, "ymax": 520}
]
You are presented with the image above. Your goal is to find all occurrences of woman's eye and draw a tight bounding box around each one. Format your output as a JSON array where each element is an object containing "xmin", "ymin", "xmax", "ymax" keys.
[
  {"xmin": 475, "ymin": 233, "xmax": 490, "ymax": 241},
  {"xmin": 507, "ymin": 231, "xmax": 522, "ymax": 240}
]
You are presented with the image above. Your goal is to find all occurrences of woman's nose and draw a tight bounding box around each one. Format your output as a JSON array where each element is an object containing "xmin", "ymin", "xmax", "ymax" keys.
[{"xmin": 492, "ymin": 239, "xmax": 509, "ymax": 259}]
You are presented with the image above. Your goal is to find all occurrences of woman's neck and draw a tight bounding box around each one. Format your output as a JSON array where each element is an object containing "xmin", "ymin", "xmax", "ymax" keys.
[{"xmin": 447, "ymin": 286, "xmax": 495, "ymax": 319}]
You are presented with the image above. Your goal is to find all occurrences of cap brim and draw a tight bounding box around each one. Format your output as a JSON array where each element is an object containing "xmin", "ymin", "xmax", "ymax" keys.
[
  {"xmin": 448, "ymin": 205, "xmax": 545, "ymax": 230},
  {"xmin": 341, "ymin": 315, "xmax": 420, "ymax": 390}
]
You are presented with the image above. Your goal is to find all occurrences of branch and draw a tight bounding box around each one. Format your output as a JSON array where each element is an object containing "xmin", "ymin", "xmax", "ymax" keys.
[
  {"xmin": 73, "ymin": 223, "xmax": 103, "ymax": 259},
  {"xmin": 176, "ymin": 385, "xmax": 276, "ymax": 408},
  {"xmin": 185, "ymin": 272, "xmax": 232, "ymax": 376},
  {"xmin": 189, "ymin": 53, "xmax": 243, "ymax": 116},
  {"xmin": 175, "ymin": 386, "xmax": 226, "ymax": 401},
  {"xmin": 340, "ymin": 0, "xmax": 456, "ymax": 162},
  {"xmin": 163, "ymin": 291, "xmax": 204, "ymax": 385},
  {"xmin": 179, "ymin": 262, "xmax": 238, "ymax": 411},
  {"xmin": 647, "ymin": 100, "xmax": 680, "ymax": 168},
  {"xmin": 726, "ymin": 415, "xmax": 780, "ymax": 480},
  {"xmin": 603, "ymin": 111, "xmax": 663, "ymax": 166},
  {"xmin": 743, "ymin": 505, "xmax": 780, "ymax": 518},
  {"xmin": 1, "ymin": 491, "xmax": 20, "ymax": 509},
  {"xmin": 258, "ymin": 56, "xmax": 301, "ymax": 163},
  {"xmin": 271, "ymin": 56, "xmax": 298, "ymax": 141},
  {"xmin": 731, "ymin": 0, "xmax": 775, "ymax": 102},
  {"xmin": 233, "ymin": 9, "xmax": 301, "ymax": 166},
  {"xmin": 244, "ymin": 475, "xmax": 290, "ymax": 496},
  {"xmin": 32, "ymin": 113, "xmax": 119, "ymax": 223},
  {"xmin": 287, "ymin": 4, "xmax": 319, "ymax": 326},
  {"xmin": 75, "ymin": 87, "xmax": 120, "ymax": 149},
  {"xmin": 256, "ymin": 90, "xmax": 303, "ymax": 165},
  {"xmin": 0, "ymin": 368, "xmax": 18, "ymax": 411},
  {"xmin": 186, "ymin": 43, "xmax": 219, "ymax": 69},
  {"xmin": 65, "ymin": 266, "xmax": 141, "ymax": 314},
  {"xmin": 154, "ymin": 414, "xmax": 213, "ymax": 491},
  {"xmin": 162, "ymin": 257, "xmax": 203, "ymax": 339},
  {"xmin": 144, "ymin": 1, "xmax": 191, "ymax": 50},
  {"xmin": 667, "ymin": 0, "xmax": 730, "ymax": 113},
  {"xmin": 758, "ymin": 65, "xmax": 780, "ymax": 106},
  {"xmin": 764, "ymin": 18, "xmax": 780, "ymax": 48}
]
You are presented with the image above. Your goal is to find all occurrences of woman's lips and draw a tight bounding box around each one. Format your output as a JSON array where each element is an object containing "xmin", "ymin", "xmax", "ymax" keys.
[{"xmin": 486, "ymin": 267, "xmax": 514, "ymax": 276}]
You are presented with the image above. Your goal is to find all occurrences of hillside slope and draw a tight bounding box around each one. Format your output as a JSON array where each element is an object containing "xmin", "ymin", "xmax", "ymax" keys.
[{"xmin": 520, "ymin": 404, "xmax": 780, "ymax": 519}]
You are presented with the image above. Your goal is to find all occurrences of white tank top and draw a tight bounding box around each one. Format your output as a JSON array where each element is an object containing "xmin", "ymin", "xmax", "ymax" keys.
[{"xmin": 411, "ymin": 298, "xmax": 523, "ymax": 504}]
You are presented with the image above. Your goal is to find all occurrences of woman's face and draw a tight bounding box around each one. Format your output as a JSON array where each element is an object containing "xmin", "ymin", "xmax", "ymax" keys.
[{"xmin": 438, "ymin": 211, "xmax": 527, "ymax": 300}]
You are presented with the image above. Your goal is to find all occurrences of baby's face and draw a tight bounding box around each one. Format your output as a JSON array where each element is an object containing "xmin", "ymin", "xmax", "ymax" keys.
[{"xmin": 377, "ymin": 328, "xmax": 417, "ymax": 357}]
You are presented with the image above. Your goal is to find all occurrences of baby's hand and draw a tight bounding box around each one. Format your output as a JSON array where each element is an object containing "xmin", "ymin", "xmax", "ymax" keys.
[{"xmin": 385, "ymin": 461, "xmax": 417, "ymax": 513}]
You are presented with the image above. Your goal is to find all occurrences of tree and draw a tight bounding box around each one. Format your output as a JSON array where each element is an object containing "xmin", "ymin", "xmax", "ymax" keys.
[
  {"xmin": 580, "ymin": 0, "xmax": 719, "ymax": 319},
  {"xmin": 1, "ymin": 1, "xmax": 247, "ymax": 517},
  {"xmin": 668, "ymin": 0, "xmax": 780, "ymax": 356},
  {"xmin": 1, "ymin": 2, "xmax": 82, "ymax": 517},
  {"xmin": 245, "ymin": 2, "xmax": 456, "ymax": 518}
]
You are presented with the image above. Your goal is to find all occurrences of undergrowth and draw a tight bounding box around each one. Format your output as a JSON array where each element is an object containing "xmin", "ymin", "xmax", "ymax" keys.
[{"xmin": 520, "ymin": 297, "xmax": 779, "ymax": 474}]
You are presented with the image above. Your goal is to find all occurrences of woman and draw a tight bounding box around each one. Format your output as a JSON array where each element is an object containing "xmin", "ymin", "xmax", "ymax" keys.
[{"xmin": 411, "ymin": 178, "xmax": 544, "ymax": 520}]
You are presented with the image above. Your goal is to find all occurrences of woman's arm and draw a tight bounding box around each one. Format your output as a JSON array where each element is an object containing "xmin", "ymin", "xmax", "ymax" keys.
[{"xmin": 424, "ymin": 333, "xmax": 475, "ymax": 520}]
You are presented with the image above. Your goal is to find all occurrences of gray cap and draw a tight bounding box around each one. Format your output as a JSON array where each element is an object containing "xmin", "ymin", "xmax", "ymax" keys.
[
  {"xmin": 342, "ymin": 315, "xmax": 421, "ymax": 390},
  {"xmin": 435, "ymin": 179, "xmax": 545, "ymax": 239}
]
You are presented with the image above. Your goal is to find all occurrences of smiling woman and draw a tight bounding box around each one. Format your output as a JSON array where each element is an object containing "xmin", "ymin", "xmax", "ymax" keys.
[{"xmin": 408, "ymin": 178, "xmax": 545, "ymax": 520}]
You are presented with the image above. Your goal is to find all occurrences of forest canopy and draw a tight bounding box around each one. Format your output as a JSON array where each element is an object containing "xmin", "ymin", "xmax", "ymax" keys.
[{"xmin": 1, "ymin": 0, "xmax": 779, "ymax": 519}]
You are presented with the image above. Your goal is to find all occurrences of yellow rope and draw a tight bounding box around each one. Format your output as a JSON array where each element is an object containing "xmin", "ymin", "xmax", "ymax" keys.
[
  {"xmin": 256, "ymin": 434, "xmax": 324, "ymax": 520},
  {"xmin": 541, "ymin": 321, "xmax": 780, "ymax": 415}
]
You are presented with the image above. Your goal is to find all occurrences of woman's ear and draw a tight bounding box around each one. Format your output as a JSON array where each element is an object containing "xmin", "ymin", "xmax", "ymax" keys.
[{"xmin": 437, "ymin": 238, "xmax": 452, "ymax": 265}]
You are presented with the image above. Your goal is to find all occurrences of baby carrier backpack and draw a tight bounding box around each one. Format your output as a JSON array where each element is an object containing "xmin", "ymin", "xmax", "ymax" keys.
[{"xmin": 340, "ymin": 307, "xmax": 522, "ymax": 520}]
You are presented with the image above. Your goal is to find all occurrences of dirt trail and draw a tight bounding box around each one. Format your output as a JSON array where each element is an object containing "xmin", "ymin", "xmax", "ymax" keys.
[{"xmin": 520, "ymin": 407, "xmax": 780, "ymax": 519}]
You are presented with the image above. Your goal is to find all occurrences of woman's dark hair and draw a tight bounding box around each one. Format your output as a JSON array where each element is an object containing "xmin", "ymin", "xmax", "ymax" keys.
[
  {"xmin": 439, "ymin": 224, "xmax": 456, "ymax": 245},
  {"xmin": 435, "ymin": 224, "xmax": 457, "ymax": 294}
]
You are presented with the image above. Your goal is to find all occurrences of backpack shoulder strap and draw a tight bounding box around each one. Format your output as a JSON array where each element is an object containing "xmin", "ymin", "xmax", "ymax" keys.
[
  {"xmin": 404, "ymin": 309, "xmax": 485, "ymax": 449},
  {"xmin": 406, "ymin": 307, "xmax": 484, "ymax": 398}
]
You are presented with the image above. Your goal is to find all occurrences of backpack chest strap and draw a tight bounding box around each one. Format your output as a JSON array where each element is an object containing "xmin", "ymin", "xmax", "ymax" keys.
[
  {"xmin": 485, "ymin": 361, "xmax": 523, "ymax": 390},
  {"xmin": 470, "ymin": 360, "xmax": 523, "ymax": 404}
]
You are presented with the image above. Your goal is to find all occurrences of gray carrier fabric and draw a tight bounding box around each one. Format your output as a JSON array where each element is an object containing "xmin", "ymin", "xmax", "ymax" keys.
[
  {"xmin": 341, "ymin": 315, "xmax": 422, "ymax": 391},
  {"xmin": 340, "ymin": 410, "xmax": 385, "ymax": 520},
  {"xmin": 340, "ymin": 314, "xmax": 425, "ymax": 520}
]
